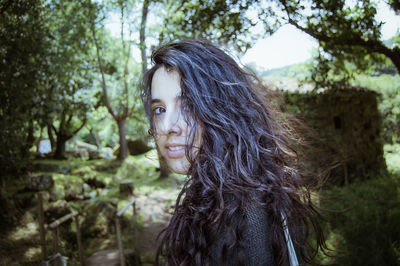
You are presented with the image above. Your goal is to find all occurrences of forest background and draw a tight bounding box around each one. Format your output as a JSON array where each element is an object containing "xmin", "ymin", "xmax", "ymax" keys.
[{"xmin": 1, "ymin": 0, "xmax": 400, "ymax": 265}]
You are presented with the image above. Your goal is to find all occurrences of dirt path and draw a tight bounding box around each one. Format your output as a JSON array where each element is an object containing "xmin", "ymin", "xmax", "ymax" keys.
[{"xmin": 85, "ymin": 188, "xmax": 177, "ymax": 265}]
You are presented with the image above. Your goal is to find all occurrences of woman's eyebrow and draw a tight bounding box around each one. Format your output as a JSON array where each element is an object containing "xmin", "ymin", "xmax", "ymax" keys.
[
  {"xmin": 151, "ymin": 98, "xmax": 162, "ymax": 104},
  {"xmin": 151, "ymin": 95, "xmax": 181, "ymax": 105}
]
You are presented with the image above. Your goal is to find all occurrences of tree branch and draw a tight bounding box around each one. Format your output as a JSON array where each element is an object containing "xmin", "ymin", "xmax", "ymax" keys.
[
  {"xmin": 65, "ymin": 112, "xmax": 73, "ymax": 127},
  {"xmin": 140, "ymin": 0, "xmax": 150, "ymax": 76},
  {"xmin": 71, "ymin": 116, "xmax": 87, "ymax": 138},
  {"xmin": 119, "ymin": 0, "xmax": 130, "ymax": 118},
  {"xmin": 51, "ymin": 124, "xmax": 58, "ymax": 136},
  {"xmin": 88, "ymin": 0, "xmax": 117, "ymax": 119},
  {"xmin": 282, "ymin": 2, "xmax": 400, "ymax": 74}
]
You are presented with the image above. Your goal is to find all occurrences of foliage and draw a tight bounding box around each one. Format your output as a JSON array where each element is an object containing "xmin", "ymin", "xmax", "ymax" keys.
[
  {"xmin": 0, "ymin": 0, "xmax": 48, "ymax": 177},
  {"xmin": 319, "ymin": 172, "xmax": 400, "ymax": 265},
  {"xmin": 267, "ymin": 0, "xmax": 399, "ymax": 79},
  {"xmin": 384, "ymin": 144, "xmax": 400, "ymax": 173},
  {"xmin": 351, "ymin": 74, "xmax": 400, "ymax": 143},
  {"xmin": 224, "ymin": 0, "xmax": 399, "ymax": 87},
  {"xmin": 0, "ymin": 0, "xmax": 52, "ymax": 228},
  {"xmin": 42, "ymin": 0, "xmax": 100, "ymax": 159},
  {"xmin": 157, "ymin": 0, "xmax": 266, "ymax": 53},
  {"xmin": 88, "ymin": 0, "xmax": 146, "ymax": 160}
]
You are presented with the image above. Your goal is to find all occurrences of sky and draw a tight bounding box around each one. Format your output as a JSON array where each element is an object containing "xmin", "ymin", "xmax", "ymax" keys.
[{"xmin": 242, "ymin": 2, "xmax": 400, "ymax": 70}]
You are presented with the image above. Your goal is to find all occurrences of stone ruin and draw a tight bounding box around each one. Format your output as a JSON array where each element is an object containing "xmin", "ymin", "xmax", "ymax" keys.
[{"xmin": 281, "ymin": 87, "xmax": 386, "ymax": 185}]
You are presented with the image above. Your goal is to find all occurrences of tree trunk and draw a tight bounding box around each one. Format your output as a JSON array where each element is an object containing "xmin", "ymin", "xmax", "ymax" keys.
[
  {"xmin": 117, "ymin": 118, "xmax": 128, "ymax": 160},
  {"xmin": 156, "ymin": 146, "xmax": 170, "ymax": 179},
  {"xmin": 36, "ymin": 126, "xmax": 44, "ymax": 152},
  {"xmin": 26, "ymin": 119, "xmax": 35, "ymax": 151},
  {"xmin": 158, "ymin": 154, "xmax": 171, "ymax": 179},
  {"xmin": 140, "ymin": 0, "xmax": 149, "ymax": 75},
  {"xmin": 392, "ymin": 51, "xmax": 400, "ymax": 75},
  {"xmin": 47, "ymin": 124, "xmax": 55, "ymax": 152},
  {"xmin": 53, "ymin": 135, "xmax": 67, "ymax": 159}
]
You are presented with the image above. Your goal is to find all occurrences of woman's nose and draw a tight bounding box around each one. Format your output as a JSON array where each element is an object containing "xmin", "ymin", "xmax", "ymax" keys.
[{"xmin": 162, "ymin": 109, "xmax": 183, "ymax": 136}]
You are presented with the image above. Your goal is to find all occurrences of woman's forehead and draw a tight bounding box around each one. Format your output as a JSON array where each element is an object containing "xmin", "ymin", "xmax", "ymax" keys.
[{"xmin": 151, "ymin": 66, "xmax": 181, "ymax": 101}]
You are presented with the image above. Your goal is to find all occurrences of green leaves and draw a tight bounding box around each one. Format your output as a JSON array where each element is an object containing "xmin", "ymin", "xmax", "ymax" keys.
[
  {"xmin": 271, "ymin": 0, "xmax": 399, "ymax": 84},
  {"xmin": 159, "ymin": 0, "xmax": 262, "ymax": 53}
]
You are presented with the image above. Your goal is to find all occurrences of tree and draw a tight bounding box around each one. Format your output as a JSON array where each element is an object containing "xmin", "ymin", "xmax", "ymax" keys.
[
  {"xmin": 258, "ymin": 0, "xmax": 400, "ymax": 82},
  {"xmin": 0, "ymin": 0, "xmax": 49, "ymax": 174},
  {"xmin": 165, "ymin": 0, "xmax": 399, "ymax": 83},
  {"xmin": 43, "ymin": 0, "xmax": 97, "ymax": 159},
  {"xmin": 0, "ymin": 0, "xmax": 49, "ymax": 225},
  {"xmin": 89, "ymin": 0, "xmax": 145, "ymax": 160},
  {"xmin": 157, "ymin": 0, "xmax": 264, "ymax": 52}
]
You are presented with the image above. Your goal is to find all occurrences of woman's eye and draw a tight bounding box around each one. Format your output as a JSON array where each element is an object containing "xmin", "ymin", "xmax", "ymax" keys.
[{"xmin": 153, "ymin": 106, "xmax": 165, "ymax": 116}]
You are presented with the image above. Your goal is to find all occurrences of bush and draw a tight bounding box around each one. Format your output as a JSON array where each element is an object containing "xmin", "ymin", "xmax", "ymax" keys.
[{"xmin": 320, "ymin": 174, "xmax": 400, "ymax": 265}]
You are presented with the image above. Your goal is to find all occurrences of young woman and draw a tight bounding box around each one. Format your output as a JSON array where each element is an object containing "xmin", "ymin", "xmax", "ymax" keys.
[{"xmin": 141, "ymin": 40, "xmax": 326, "ymax": 266}]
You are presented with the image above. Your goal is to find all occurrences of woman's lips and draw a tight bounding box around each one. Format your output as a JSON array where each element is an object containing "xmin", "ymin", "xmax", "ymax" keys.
[{"xmin": 166, "ymin": 145, "xmax": 186, "ymax": 158}]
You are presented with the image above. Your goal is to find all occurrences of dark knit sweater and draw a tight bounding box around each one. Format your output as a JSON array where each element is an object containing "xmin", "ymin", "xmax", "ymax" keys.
[{"xmin": 209, "ymin": 203, "xmax": 274, "ymax": 266}]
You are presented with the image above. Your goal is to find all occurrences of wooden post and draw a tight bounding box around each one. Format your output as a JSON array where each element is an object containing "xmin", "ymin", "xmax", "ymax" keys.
[
  {"xmin": 132, "ymin": 202, "xmax": 136, "ymax": 249},
  {"xmin": 47, "ymin": 211, "xmax": 79, "ymax": 266},
  {"xmin": 38, "ymin": 192, "xmax": 47, "ymax": 262},
  {"xmin": 52, "ymin": 227, "xmax": 59, "ymax": 254},
  {"xmin": 116, "ymin": 217, "xmax": 126, "ymax": 266},
  {"xmin": 74, "ymin": 216, "xmax": 85, "ymax": 266}
]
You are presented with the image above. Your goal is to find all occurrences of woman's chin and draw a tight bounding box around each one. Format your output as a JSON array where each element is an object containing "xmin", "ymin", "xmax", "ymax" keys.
[{"xmin": 167, "ymin": 159, "xmax": 190, "ymax": 175}]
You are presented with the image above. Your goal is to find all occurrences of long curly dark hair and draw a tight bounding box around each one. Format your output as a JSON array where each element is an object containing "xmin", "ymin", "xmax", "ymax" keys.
[{"xmin": 142, "ymin": 39, "xmax": 327, "ymax": 265}]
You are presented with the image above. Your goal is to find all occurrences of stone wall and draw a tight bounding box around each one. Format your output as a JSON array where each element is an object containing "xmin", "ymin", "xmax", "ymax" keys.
[{"xmin": 282, "ymin": 87, "xmax": 386, "ymax": 185}]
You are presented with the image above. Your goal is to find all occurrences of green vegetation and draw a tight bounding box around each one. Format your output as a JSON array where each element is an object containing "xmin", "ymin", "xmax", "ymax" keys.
[
  {"xmin": 317, "ymin": 153, "xmax": 400, "ymax": 265},
  {"xmin": 260, "ymin": 58, "xmax": 400, "ymax": 266},
  {"xmin": 0, "ymin": 150, "xmax": 186, "ymax": 265}
]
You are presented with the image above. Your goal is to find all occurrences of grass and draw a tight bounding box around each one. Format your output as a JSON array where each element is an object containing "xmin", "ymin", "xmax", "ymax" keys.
[{"xmin": 314, "ymin": 143, "xmax": 400, "ymax": 265}]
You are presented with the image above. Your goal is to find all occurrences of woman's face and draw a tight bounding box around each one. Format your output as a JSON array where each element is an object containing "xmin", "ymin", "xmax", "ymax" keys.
[{"xmin": 150, "ymin": 66, "xmax": 201, "ymax": 175}]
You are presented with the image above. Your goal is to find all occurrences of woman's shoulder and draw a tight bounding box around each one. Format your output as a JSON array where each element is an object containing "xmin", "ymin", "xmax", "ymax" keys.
[
  {"xmin": 242, "ymin": 202, "xmax": 274, "ymax": 266},
  {"xmin": 209, "ymin": 200, "xmax": 274, "ymax": 266}
]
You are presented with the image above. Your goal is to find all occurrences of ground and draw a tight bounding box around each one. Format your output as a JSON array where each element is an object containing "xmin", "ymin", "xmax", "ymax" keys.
[
  {"xmin": 0, "ymin": 150, "xmax": 184, "ymax": 266},
  {"xmin": 1, "ymin": 144, "xmax": 399, "ymax": 265}
]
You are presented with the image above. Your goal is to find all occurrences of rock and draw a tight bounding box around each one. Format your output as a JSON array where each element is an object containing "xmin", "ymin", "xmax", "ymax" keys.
[
  {"xmin": 68, "ymin": 139, "xmax": 115, "ymax": 160},
  {"xmin": 25, "ymin": 174, "xmax": 54, "ymax": 191},
  {"xmin": 64, "ymin": 193, "xmax": 91, "ymax": 202},
  {"xmin": 128, "ymin": 139, "xmax": 153, "ymax": 155},
  {"xmin": 81, "ymin": 200, "xmax": 117, "ymax": 238},
  {"xmin": 88, "ymin": 150, "xmax": 102, "ymax": 160},
  {"xmin": 72, "ymin": 139, "xmax": 98, "ymax": 152},
  {"xmin": 100, "ymin": 147, "xmax": 114, "ymax": 159},
  {"xmin": 33, "ymin": 163, "xmax": 61, "ymax": 173},
  {"xmin": 44, "ymin": 253, "xmax": 68, "ymax": 266},
  {"xmin": 59, "ymin": 164, "xmax": 71, "ymax": 175},
  {"xmin": 85, "ymin": 177, "xmax": 106, "ymax": 189},
  {"xmin": 32, "ymin": 163, "xmax": 71, "ymax": 174},
  {"xmin": 66, "ymin": 150, "xmax": 88, "ymax": 159},
  {"xmin": 113, "ymin": 138, "xmax": 153, "ymax": 156}
]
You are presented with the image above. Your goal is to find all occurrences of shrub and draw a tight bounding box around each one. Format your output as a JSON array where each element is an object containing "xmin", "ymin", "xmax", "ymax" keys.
[{"xmin": 320, "ymin": 174, "xmax": 400, "ymax": 265}]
